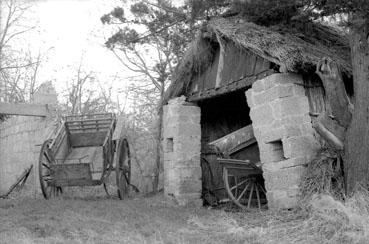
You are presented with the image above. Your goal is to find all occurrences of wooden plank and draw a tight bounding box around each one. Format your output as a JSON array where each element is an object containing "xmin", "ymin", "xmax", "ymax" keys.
[
  {"xmin": 49, "ymin": 179, "xmax": 101, "ymax": 187},
  {"xmin": 66, "ymin": 118, "xmax": 113, "ymax": 124},
  {"xmin": 0, "ymin": 102, "xmax": 49, "ymax": 117},
  {"xmin": 69, "ymin": 131, "xmax": 107, "ymax": 147},
  {"xmin": 188, "ymin": 70, "xmax": 275, "ymax": 102},
  {"xmin": 209, "ymin": 124, "xmax": 255, "ymax": 154},
  {"xmin": 50, "ymin": 163, "xmax": 92, "ymax": 181},
  {"xmin": 112, "ymin": 115, "xmax": 124, "ymax": 140},
  {"xmin": 68, "ymin": 126, "xmax": 110, "ymax": 131},
  {"xmin": 64, "ymin": 113, "xmax": 114, "ymax": 122},
  {"xmin": 0, "ymin": 165, "xmax": 33, "ymax": 198}
]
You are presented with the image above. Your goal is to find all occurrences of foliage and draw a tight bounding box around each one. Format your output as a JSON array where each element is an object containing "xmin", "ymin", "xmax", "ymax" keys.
[{"xmin": 101, "ymin": 1, "xmax": 194, "ymax": 92}]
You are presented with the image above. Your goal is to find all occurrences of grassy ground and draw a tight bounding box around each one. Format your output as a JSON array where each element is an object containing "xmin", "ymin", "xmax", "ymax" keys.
[
  {"xmin": 1, "ymin": 189, "xmax": 369, "ymax": 244},
  {"xmin": 0, "ymin": 189, "xmax": 300, "ymax": 244}
]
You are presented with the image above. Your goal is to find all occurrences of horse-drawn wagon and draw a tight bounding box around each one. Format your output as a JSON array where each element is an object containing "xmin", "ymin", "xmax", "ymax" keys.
[{"xmin": 38, "ymin": 113, "xmax": 131, "ymax": 199}]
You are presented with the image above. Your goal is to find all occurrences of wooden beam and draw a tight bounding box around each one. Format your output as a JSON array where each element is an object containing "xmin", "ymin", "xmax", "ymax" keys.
[
  {"xmin": 209, "ymin": 124, "xmax": 255, "ymax": 154},
  {"xmin": 0, "ymin": 102, "xmax": 49, "ymax": 117}
]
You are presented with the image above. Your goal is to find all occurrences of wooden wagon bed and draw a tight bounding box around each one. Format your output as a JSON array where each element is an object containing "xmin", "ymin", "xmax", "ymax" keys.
[{"xmin": 39, "ymin": 113, "xmax": 131, "ymax": 199}]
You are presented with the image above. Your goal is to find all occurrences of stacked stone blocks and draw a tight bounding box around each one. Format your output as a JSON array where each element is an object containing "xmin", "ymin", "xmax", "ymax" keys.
[
  {"xmin": 163, "ymin": 97, "xmax": 202, "ymax": 207},
  {"xmin": 246, "ymin": 73, "xmax": 320, "ymax": 209},
  {"xmin": 0, "ymin": 82, "xmax": 57, "ymax": 196}
]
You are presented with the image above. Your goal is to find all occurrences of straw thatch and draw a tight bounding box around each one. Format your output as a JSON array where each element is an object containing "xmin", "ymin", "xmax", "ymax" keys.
[{"xmin": 164, "ymin": 17, "xmax": 351, "ymax": 103}]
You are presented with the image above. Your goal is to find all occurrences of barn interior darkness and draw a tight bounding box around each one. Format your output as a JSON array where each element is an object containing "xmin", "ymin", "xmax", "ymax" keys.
[
  {"xmin": 199, "ymin": 89, "xmax": 251, "ymax": 146},
  {"xmin": 198, "ymin": 89, "xmax": 263, "ymax": 202}
]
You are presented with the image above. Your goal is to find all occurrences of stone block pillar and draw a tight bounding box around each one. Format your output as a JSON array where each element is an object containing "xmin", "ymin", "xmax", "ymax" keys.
[
  {"xmin": 163, "ymin": 96, "xmax": 202, "ymax": 207},
  {"xmin": 245, "ymin": 73, "xmax": 320, "ymax": 209}
]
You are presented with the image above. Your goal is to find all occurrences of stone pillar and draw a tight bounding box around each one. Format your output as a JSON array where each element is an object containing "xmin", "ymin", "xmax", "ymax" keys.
[
  {"xmin": 163, "ymin": 96, "xmax": 202, "ymax": 207},
  {"xmin": 246, "ymin": 73, "xmax": 320, "ymax": 209}
]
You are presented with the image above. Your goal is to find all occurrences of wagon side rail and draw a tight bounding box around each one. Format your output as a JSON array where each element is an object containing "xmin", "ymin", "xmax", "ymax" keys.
[
  {"xmin": 49, "ymin": 121, "xmax": 67, "ymax": 155},
  {"xmin": 100, "ymin": 118, "xmax": 116, "ymax": 181}
]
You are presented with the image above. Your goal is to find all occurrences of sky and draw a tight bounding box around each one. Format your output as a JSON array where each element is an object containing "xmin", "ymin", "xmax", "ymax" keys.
[{"xmin": 16, "ymin": 0, "xmax": 132, "ymax": 100}]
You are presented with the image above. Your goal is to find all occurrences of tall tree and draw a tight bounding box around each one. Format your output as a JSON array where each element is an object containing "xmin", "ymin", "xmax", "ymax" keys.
[
  {"xmin": 0, "ymin": 0, "xmax": 40, "ymax": 103},
  {"xmin": 101, "ymin": 0, "xmax": 198, "ymax": 192},
  {"xmin": 310, "ymin": 1, "xmax": 369, "ymax": 193}
]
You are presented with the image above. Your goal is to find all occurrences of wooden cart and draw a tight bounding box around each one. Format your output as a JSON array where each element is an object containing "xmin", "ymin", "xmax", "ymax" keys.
[
  {"xmin": 38, "ymin": 113, "xmax": 131, "ymax": 199},
  {"xmin": 209, "ymin": 125, "xmax": 266, "ymax": 209}
]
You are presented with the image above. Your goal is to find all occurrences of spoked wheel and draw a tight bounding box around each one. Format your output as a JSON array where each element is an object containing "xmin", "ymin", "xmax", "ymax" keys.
[
  {"xmin": 223, "ymin": 167, "xmax": 266, "ymax": 210},
  {"xmin": 39, "ymin": 139, "xmax": 62, "ymax": 199},
  {"xmin": 116, "ymin": 138, "xmax": 131, "ymax": 200}
]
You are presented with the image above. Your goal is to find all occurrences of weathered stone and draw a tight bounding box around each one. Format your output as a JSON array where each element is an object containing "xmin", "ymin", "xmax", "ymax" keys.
[
  {"xmin": 281, "ymin": 115, "xmax": 311, "ymax": 125},
  {"xmin": 262, "ymin": 157, "xmax": 307, "ymax": 171},
  {"xmin": 259, "ymin": 127, "xmax": 283, "ymax": 143},
  {"xmin": 245, "ymin": 89, "xmax": 254, "ymax": 107},
  {"xmin": 280, "ymin": 96, "xmax": 310, "ymax": 117},
  {"xmin": 250, "ymin": 104, "xmax": 275, "ymax": 126},
  {"xmin": 283, "ymin": 135, "xmax": 320, "ymax": 159},
  {"xmin": 177, "ymin": 179, "xmax": 202, "ymax": 194},
  {"xmin": 253, "ymin": 85, "xmax": 295, "ymax": 106},
  {"xmin": 263, "ymin": 165, "xmax": 305, "ymax": 191},
  {"xmin": 163, "ymin": 98, "xmax": 202, "ymax": 208},
  {"xmin": 259, "ymin": 141, "xmax": 286, "ymax": 163},
  {"xmin": 266, "ymin": 190, "xmax": 298, "ymax": 209},
  {"xmin": 252, "ymin": 79, "xmax": 265, "ymax": 92},
  {"xmin": 246, "ymin": 73, "xmax": 319, "ymax": 209},
  {"xmin": 173, "ymin": 193, "xmax": 203, "ymax": 207},
  {"xmin": 263, "ymin": 73, "xmax": 303, "ymax": 90}
]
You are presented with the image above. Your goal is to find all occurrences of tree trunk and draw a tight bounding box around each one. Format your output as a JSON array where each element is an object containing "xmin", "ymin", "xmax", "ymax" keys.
[
  {"xmin": 152, "ymin": 82, "xmax": 165, "ymax": 192},
  {"xmin": 344, "ymin": 17, "xmax": 369, "ymax": 193}
]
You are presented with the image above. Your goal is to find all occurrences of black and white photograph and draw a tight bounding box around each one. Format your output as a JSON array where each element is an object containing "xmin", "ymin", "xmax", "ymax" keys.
[{"xmin": 0, "ymin": 0, "xmax": 368, "ymax": 243}]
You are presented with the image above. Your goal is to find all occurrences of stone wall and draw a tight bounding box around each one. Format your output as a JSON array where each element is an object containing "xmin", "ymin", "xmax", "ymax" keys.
[
  {"xmin": 163, "ymin": 97, "xmax": 202, "ymax": 207},
  {"xmin": 246, "ymin": 73, "xmax": 320, "ymax": 209},
  {"xmin": 0, "ymin": 82, "xmax": 57, "ymax": 196}
]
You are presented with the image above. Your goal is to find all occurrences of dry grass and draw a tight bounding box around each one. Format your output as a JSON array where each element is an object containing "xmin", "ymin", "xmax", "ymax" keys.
[{"xmin": 1, "ymin": 188, "xmax": 369, "ymax": 244}]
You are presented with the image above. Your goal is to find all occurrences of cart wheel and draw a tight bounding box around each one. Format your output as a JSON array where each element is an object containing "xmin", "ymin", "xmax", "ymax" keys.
[
  {"xmin": 223, "ymin": 167, "xmax": 265, "ymax": 210},
  {"xmin": 116, "ymin": 138, "xmax": 131, "ymax": 199},
  {"xmin": 39, "ymin": 139, "xmax": 62, "ymax": 199}
]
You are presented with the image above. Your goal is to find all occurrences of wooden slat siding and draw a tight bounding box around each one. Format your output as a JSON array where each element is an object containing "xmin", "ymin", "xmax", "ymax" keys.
[
  {"xmin": 191, "ymin": 49, "xmax": 220, "ymax": 93},
  {"xmin": 221, "ymin": 42, "xmax": 260, "ymax": 87},
  {"xmin": 0, "ymin": 102, "xmax": 49, "ymax": 117},
  {"xmin": 253, "ymin": 55, "xmax": 270, "ymax": 74},
  {"xmin": 112, "ymin": 115, "xmax": 125, "ymax": 140},
  {"xmin": 54, "ymin": 133, "xmax": 70, "ymax": 164},
  {"xmin": 205, "ymin": 50, "xmax": 220, "ymax": 90},
  {"xmin": 69, "ymin": 132, "xmax": 107, "ymax": 147},
  {"xmin": 187, "ymin": 44, "xmax": 272, "ymax": 101},
  {"xmin": 49, "ymin": 179, "xmax": 101, "ymax": 187},
  {"xmin": 50, "ymin": 122, "xmax": 66, "ymax": 153},
  {"xmin": 68, "ymin": 125, "xmax": 110, "ymax": 130},
  {"xmin": 246, "ymin": 52, "xmax": 258, "ymax": 76},
  {"xmin": 67, "ymin": 122, "xmax": 112, "ymax": 128},
  {"xmin": 188, "ymin": 70, "xmax": 275, "ymax": 102},
  {"xmin": 66, "ymin": 118, "xmax": 113, "ymax": 124},
  {"xmin": 68, "ymin": 128, "xmax": 110, "ymax": 133},
  {"xmin": 304, "ymin": 75, "xmax": 328, "ymax": 115},
  {"xmin": 50, "ymin": 163, "xmax": 92, "ymax": 181},
  {"xmin": 64, "ymin": 113, "xmax": 114, "ymax": 122}
]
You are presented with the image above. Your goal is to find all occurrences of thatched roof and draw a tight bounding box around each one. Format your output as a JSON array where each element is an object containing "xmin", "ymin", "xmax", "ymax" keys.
[{"xmin": 164, "ymin": 17, "xmax": 351, "ymax": 103}]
